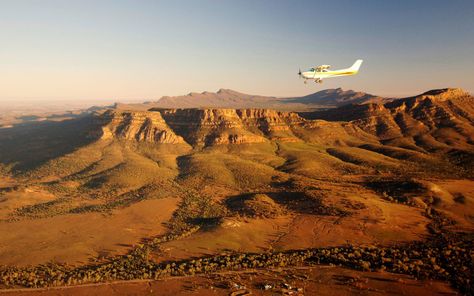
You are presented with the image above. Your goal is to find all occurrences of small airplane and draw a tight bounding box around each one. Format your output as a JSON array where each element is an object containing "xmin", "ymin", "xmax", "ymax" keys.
[{"xmin": 298, "ymin": 59, "xmax": 363, "ymax": 84}]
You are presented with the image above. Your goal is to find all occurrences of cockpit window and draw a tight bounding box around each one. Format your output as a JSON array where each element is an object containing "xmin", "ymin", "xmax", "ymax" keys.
[{"xmin": 309, "ymin": 68, "xmax": 315, "ymax": 72}]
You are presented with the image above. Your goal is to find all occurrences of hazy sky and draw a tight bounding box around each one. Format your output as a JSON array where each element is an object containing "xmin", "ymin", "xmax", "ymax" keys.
[{"xmin": 1, "ymin": 0, "xmax": 473, "ymax": 103}]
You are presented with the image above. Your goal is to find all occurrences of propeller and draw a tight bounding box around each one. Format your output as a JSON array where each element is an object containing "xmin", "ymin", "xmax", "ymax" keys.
[{"xmin": 298, "ymin": 68, "xmax": 302, "ymax": 77}]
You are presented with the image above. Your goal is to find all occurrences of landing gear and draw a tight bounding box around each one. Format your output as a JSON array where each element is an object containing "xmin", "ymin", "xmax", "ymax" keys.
[{"xmin": 304, "ymin": 80, "xmax": 307, "ymax": 84}]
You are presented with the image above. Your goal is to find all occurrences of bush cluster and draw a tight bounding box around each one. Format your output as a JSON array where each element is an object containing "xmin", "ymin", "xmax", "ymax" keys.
[{"xmin": 0, "ymin": 236, "xmax": 471, "ymax": 294}]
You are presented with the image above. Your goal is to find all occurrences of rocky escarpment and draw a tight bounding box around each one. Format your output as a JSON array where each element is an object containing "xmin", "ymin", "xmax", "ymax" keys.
[
  {"xmin": 98, "ymin": 110, "xmax": 185, "ymax": 144},
  {"xmin": 304, "ymin": 88, "xmax": 474, "ymax": 152},
  {"xmin": 95, "ymin": 107, "xmax": 377, "ymax": 147},
  {"xmin": 156, "ymin": 108, "xmax": 305, "ymax": 145},
  {"xmin": 96, "ymin": 108, "xmax": 322, "ymax": 146}
]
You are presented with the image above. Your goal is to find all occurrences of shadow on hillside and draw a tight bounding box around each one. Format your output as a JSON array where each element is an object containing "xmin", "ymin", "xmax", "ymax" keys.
[
  {"xmin": 0, "ymin": 115, "xmax": 99, "ymax": 172},
  {"xmin": 175, "ymin": 154, "xmax": 194, "ymax": 180}
]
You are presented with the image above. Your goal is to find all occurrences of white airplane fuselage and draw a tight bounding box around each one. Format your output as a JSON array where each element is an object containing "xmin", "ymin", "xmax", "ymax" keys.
[{"xmin": 301, "ymin": 59, "xmax": 363, "ymax": 83}]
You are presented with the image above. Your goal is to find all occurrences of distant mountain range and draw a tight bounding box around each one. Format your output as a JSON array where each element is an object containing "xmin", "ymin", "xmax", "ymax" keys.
[
  {"xmin": 0, "ymin": 88, "xmax": 404, "ymax": 127},
  {"xmin": 113, "ymin": 88, "xmax": 390, "ymax": 111}
]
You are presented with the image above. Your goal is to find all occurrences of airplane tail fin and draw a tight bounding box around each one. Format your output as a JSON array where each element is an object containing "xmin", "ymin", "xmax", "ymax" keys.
[{"xmin": 349, "ymin": 59, "xmax": 363, "ymax": 72}]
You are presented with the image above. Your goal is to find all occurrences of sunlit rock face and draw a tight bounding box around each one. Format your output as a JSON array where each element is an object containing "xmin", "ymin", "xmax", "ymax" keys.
[{"xmin": 99, "ymin": 110, "xmax": 185, "ymax": 144}]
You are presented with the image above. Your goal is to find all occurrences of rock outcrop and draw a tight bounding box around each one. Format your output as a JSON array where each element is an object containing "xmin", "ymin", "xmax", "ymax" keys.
[
  {"xmin": 305, "ymin": 88, "xmax": 474, "ymax": 152},
  {"xmin": 95, "ymin": 108, "xmax": 314, "ymax": 146},
  {"xmin": 155, "ymin": 108, "xmax": 305, "ymax": 145},
  {"xmin": 94, "ymin": 106, "xmax": 389, "ymax": 148},
  {"xmin": 99, "ymin": 110, "xmax": 185, "ymax": 144}
]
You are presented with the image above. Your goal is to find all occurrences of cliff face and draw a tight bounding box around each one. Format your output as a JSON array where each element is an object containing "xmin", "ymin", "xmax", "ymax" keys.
[
  {"xmin": 157, "ymin": 108, "xmax": 306, "ymax": 145},
  {"xmin": 99, "ymin": 110, "xmax": 186, "ymax": 144},
  {"xmin": 305, "ymin": 88, "xmax": 474, "ymax": 152},
  {"xmin": 97, "ymin": 108, "xmax": 344, "ymax": 146},
  {"xmin": 97, "ymin": 107, "xmax": 376, "ymax": 148}
]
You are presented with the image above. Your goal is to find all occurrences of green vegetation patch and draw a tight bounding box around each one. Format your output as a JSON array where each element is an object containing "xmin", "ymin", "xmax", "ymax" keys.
[
  {"xmin": 0, "ymin": 163, "xmax": 14, "ymax": 177},
  {"xmin": 365, "ymin": 178, "xmax": 447, "ymax": 208},
  {"xmin": 272, "ymin": 191, "xmax": 350, "ymax": 217},
  {"xmin": 226, "ymin": 193, "xmax": 286, "ymax": 218},
  {"xmin": 167, "ymin": 190, "xmax": 228, "ymax": 233},
  {"xmin": 0, "ymin": 236, "xmax": 471, "ymax": 294},
  {"xmin": 12, "ymin": 198, "xmax": 74, "ymax": 219}
]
